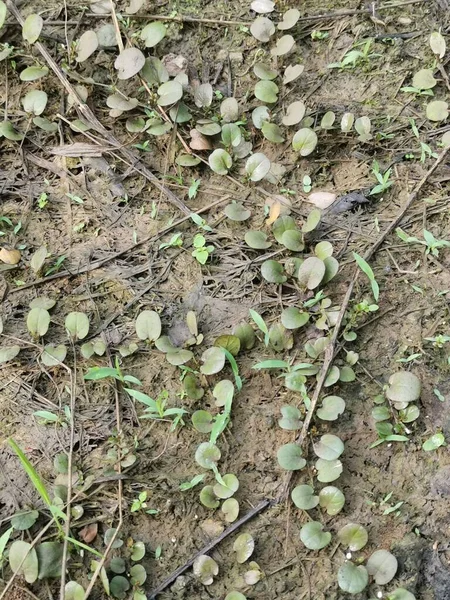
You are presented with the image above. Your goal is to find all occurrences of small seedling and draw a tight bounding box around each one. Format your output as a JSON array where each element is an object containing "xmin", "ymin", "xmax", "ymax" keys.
[
  {"xmin": 188, "ymin": 178, "xmax": 201, "ymax": 199},
  {"xmin": 370, "ymin": 160, "xmax": 393, "ymax": 195},
  {"xmin": 396, "ymin": 228, "xmax": 450, "ymax": 257},
  {"xmin": 192, "ymin": 234, "xmax": 214, "ymax": 265},
  {"xmin": 328, "ymin": 38, "xmax": 380, "ymax": 69},
  {"xmin": 353, "ymin": 253, "xmax": 380, "ymax": 302},
  {"xmin": 131, "ymin": 491, "xmax": 158, "ymax": 515},
  {"xmin": 159, "ymin": 232, "xmax": 183, "ymax": 250},
  {"xmin": 37, "ymin": 192, "xmax": 48, "ymax": 208}
]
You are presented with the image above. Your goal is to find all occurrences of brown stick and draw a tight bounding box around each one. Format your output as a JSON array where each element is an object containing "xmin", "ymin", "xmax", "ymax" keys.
[
  {"xmin": 6, "ymin": 0, "xmax": 190, "ymax": 216},
  {"xmin": 280, "ymin": 143, "xmax": 450, "ymax": 501},
  {"xmin": 147, "ymin": 499, "xmax": 273, "ymax": 599}
]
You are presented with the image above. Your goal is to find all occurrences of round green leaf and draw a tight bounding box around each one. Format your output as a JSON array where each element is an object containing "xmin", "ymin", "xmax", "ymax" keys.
[
  {"xmin": 110, "ymin": 575, "xmax": 130, "ymax": 599},
  {"xmin": 96, "ymin": 23, "xmax": 117, "ymax": 47},
  {"xmin": 222, "ymin": 498, "xmax": 239, "ymax": 522},
  {"xmin": 194, "ymin": 83, "xmax": 213, "ymax": 108},
  {"xmin": 195, "ymin": 442, "xmax": 221, "ymax": 469},
  {"xmin": 221, "ymin": 97, "xmax": 239, "ymax": 122},
  {"xmin": 252, "ymin": 105, "xmax": 270, "ymax": 129},
  {"xmin": 319, "ymin": 486, "xmax": 345, "ymax": 515},
  {"xmin": 0, "ymin": 346, "xmax": 20, "ymax": 363},
  {"xmin": 213, "ymin": 474, "xmax": 239, "ymax": 499},
  {"xmin": 200, "ymin": 485, "xmax": 220, "ymax": 508},
  {"xmin": 0, "ymin": 1, "xmax": 7, "ymax": 29},
  {"xmin": 278, "ymin": 405, "xmax": 302, "ymax": 430},
  {"xmin": 131, "ymin": 541, "xmax": 146, "ymax": 561},
  {"xmin": 233, "ymin": 323, "xmax": 255, "ymax": 350},
  {"xmin": 412, "ymin": 68, "xmax": 437, "ymax": 90},
  {"xmin": 430, "ymin": 31, "xmax": 446, "ymax": 58},
  {"xmin": 0, "ymin": 120, "xmax": 24, "ymax": 140},
  {"xmin": 355, "ymin": 116, "xmax": 372, "ymax": 140},
  {"xmin": 250, "ymin": 16, "xmax": 275, "ymax": 42},
  {"xmin": 22, "ymin": 13, "xmax": 43, "ymax": 44},
  {"xmin": 221, "ymin": 123, "xmax": 242, "ymax": 147},
  {"xmin": 9, "ymin": 541, "xmax": 38, "ymax": 583},
  {"xmin": 245, "ymin": 230, "xmax": 272, "ymax": 249},
  {"xmin": 176, "ymin": 153, "xmax": 201, "ymax": 166},
  {"xmin": 300, "ymin": 521, "xmax": 331, "ymax": 550},
  {"xmin": 33, "ymin": 117, "xmax": 58, "ymax": 132},
  {"xmin": 386, "ymin": 371, "xmax": 421, "ymax": 404},
  {"xmin": 262, "ymin": 121, "xmax": 284, "ymax": 143},
  {"xmin": 76, "ymin": 30, "xmax": 98, "ymax": 62},
  {"xmin": 20, "ymin": 66, "xmax": 49, "ymax": 81},
  {"xmin": 65, "ymin": 312, "xmax": 89, "ymax": 340},
  {"xmin": 213, "ymin": 379, "xmax": 234, "ymax": 407},
  {"xmin": 338, "ymin": 523, "xmax": 368, "ymax": 551},
  {"xmin": 209, "ymin": 149, "xmax": 232, "ymax": 175},
  {"xmin": 399, "ymin": 404, "xmax": 420, "ymax": 423},
  {"xmin": 277, "ymin": 443, "xmax": 306, "ymax": 470},
  {"xmin": 271, "ymin": 34, "xmax": 295, "ymax": 56},
  {"xmin": 41, "ymin": 344, "xmax": 67, "ymax": 367},
  {"xmin": 193, "ymin": 555, "xmax": 219, "ymax": 584},
  {"xmin": 254, "ymin": 62, "xmax": 278, "ymax": 80},
  {"xmin": 292, "ymin": 128, "xmax": 318, "ymax": 156},
  {"xmin": 140, "ymin": 21, "xmax": 166, "ymax": 47},
  {"xmin": 104, "ymin": 528, "xmax": 123, "ymax": 549},
  {"xmin": 322, "ymin": 256, "xmax": 339, "ymax": 284},
  {"xmin": 422, "ymin": 432, "xmax": 445, "ymax": 451},
  {"xmin": 280, "ymin": 229, "xmax": 304, "ymax": 251},
  {"xmin": 192, "ymin": 410, "xmax": 213, "ymax": 433},
  {"xmin": 225, "ymin": 592, "xmax": 246, "ymax": 600},
  {"xmin": 125, "ymin": 117, "xmax": 146, "ymax": 133},
  {"xmin": 341, "ymin": 112, "xmax": 355, "ymax": 132},
  {"xmin": 314, "ymin": 434, "xmax": 344, "ymax": 460},
  {"xmin": 298, "ymin": 257, "xmax": 325, "ymax": 290},
  {"xmin": 302, "ymin": 208, "xmax": 322, "ymax": 233},
  {"xmin": 321, "ymin": 111, "xmax": 336, "ymax": 129},
  {"xmin": 110, "ymin": 557, "xmax": 126, "ymax": 573},
  {"xmin": 261, "ymin": 260, "xmax": 286, "ymax": 283},
  {"xmin": 233, "ymin": 533, "xmax": 254, "ymax": 563},
  {"xmin": 367, "ymin": 549, "xmax": 398, "ymax": 585},
  {"xmin": 157, "ymin": 80, "xmax": 183, "ymax": 106},
  {"xmin": 317, "ymin": 396, "xmax": 345, "ymax": 421},
  {"xmin": 372, "ymin": 405, "xmax": 390, "ymax": 421},
  {"xmin": 316, "ymin": 458, "xmax": 343, "ymax": 482},
  {"xmin": 200, "ymin": 347, "xmax": 225, "ymax": 375},
  {"xmin": 273, "ymin": 215, "xmax": 296, "ymax": 242},
  {"xmin": 278, "ymin": 8, "xmax": 300, "ymax": 30},
  {"xmin": 246, "ymin": 153, "xmax": 271, "ymax": 181},
  {"xmin": 130, "ymin": 564, "xmax": 147, "ymax": 586},
  {"xmin": 338, "ymin": 563, "xmax": 369, "ymax": 594},
  {"xmin": 107, "ymin": 94, "xmax": 138, "ymax": 111},
  {"xmin": 224, "ymin": 202, "xmax": 250, "ymax": 221},
  {"xmin": 291, "ymin": 484, "xmax": 319, "ymax": 510},
  {"xmin": 281, "ymin": 307, "xmax": 309, "ymax": 329},
  {"xmin": 214, "ymin": 335, "xmax": 240, "ymax": 356},
  {"xmin": 22, "ymin": 90, "xmax": 48, "ymax": 115},
  {"xmin": 284, "ymin": 371, "xmax": 306, "ymax": 392},
  {"xmin": 388, "ymin": 589, "xmax": 416, "ymax": 600},
  {"xmin": 27, "ymin": 307, "xmax": 50, "ymax": 337},
  {"xmin": 282, "ymin": 101, "xmax": 306, "ymax": 126},
  {"xmin": 254, "ymin": 80, "xmax": 279, "ymax": 103},
  {"xmin": 196, "ymin": 119, "xmax": 221, "ymax": 135},
  {"xmin": 141, "ymin": 57, "xmax": 169, "ymax": 85},
  {"xmin": 64, "ymin": 581, "xmax": 85, "ymax": 600},
  {"xmin": 283, "ymin": 64, "xmax": 304, "ymax": 84},
  {"xmin": 11, "ymin": 509, "xmax": 39, "ymax": 531},
  {"xmin": 135, "ymin": 310, "xmax": 161, "ymax": 341},
  {"xmin": 114, "ymin": 47, "xmax": 145, "ymax": 80},
  {"xmin": 426, "ymin": 100, "xmax": 449, "ymax": 122}
]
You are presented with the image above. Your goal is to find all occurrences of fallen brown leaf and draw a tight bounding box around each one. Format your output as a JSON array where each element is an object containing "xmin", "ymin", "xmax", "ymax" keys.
[
  {"xmin": 0, "ymin": 248, "xmax": 21, "ymax": 265},
  {"xmin": 305, "ymin": 191, "xmax": 337, "ymax": 209},
  {"xmin": 189, "ymin": 129, "xmax": 212, "ymax": 150},
  {"xmin": 79, "ymin": 522, "xmax": 98, "ymax": 543}
]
